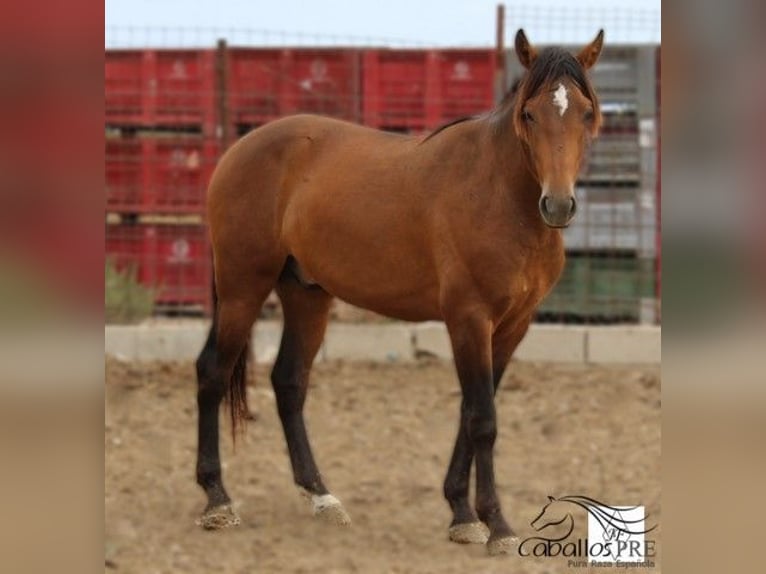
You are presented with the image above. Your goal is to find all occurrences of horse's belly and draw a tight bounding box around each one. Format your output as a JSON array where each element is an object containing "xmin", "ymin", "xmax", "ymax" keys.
[
  {"xmin": 335, "ymin": 283, "xmax": 442, "ymax": 322},
  {"xmin": 302, "ymin": 254, "xmax": 441, "ymax": 321},
  {"xmin": 284, "ymin": 206, "xmax": 441, "ymax": 321}
]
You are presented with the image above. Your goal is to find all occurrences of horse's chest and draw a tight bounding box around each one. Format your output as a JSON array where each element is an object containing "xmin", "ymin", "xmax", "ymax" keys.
[
  {"xmin": 519, "ymin": 263, "xmax": 561, "ymax": 305},
  {"xmin": 492, "ymin": 249, "xmax": 565, "ymax": 320}
]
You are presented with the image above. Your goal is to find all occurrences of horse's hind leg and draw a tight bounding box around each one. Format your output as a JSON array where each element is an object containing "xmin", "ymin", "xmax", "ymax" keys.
[
  {"xmin": 195, "ymin": 284, "xmax": 271, "ymax": 529},
  {"xmin": 271, "ymin": 274, "xmax": 350, "ymax": 526}
]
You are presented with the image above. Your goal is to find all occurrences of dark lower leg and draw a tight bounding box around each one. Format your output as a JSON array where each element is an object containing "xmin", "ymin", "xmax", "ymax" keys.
[
  {"xmin": 470, "ymin": 391, "xmax": 515, "ymax": 541},
  {"xmin": 272, "ymin": 279, "xmax": 332, "ymax": 495},
  {"xmin": 470, "ymin": 321, "xmax": 527, "ymax": 538},
  {"xmin": 272, "ymin": 349, "xmax": 328, "ymax": 494},
  {"xmin": 195, "ymin": 330, "xmax": 231, "ymax": 509},
  {"xmin": 446, "ymin": 313, "xmax": 514, "ymax": 545},
  {"xmin": 443, "ymin": 356, "xmax": 512, "ymax": 528},
  {"xmin": 197, "ymin": 391, "xmax": 230, "ymax": 508},
  {"xmin": 443, "ymin": 401, "xmax": 478, "ymax": 526},
  {"xmin": 195, "ymin": 298, "xmax": 261, "ymax": 513}
]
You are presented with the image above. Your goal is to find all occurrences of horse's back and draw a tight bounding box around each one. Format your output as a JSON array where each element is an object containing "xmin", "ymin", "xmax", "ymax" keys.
[
  {"xmin": 234, "ymin": 114, "xmax": 410, "ymax": 157},
  {"xmin": 209, "ymin": 114, "xmax": 410, "ymax": 203}
]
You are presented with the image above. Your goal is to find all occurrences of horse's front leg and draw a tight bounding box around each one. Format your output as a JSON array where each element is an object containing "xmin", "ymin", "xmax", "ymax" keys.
[
  {"xmin": 443, "ymin": 397, "xmax": 488, "ymax": 544},
  {"xmin": 445, "ymin": 312, "xmax": 518, "ymax": 555},
  {"xmin": 443, "ymin": 319, "xmax": 528, "ymax": 546}
]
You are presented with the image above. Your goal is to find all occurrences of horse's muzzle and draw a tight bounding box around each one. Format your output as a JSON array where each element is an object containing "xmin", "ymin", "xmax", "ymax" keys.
[{"xmin": 539, "ymin": 194, "xmax": 577, "ymax": 228}]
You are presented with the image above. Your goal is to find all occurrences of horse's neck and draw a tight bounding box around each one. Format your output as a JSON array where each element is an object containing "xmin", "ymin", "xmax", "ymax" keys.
[
  {"xmin": 479, "ymin": 109, "xmax": 559, "ymax": 243},
  {"xmin": 488, "ymin": 107, "xmax": 542, "ymax": 214},
  {"xmin": 413, "ymin": 112, "xmax": 551, "ymax": 235}
]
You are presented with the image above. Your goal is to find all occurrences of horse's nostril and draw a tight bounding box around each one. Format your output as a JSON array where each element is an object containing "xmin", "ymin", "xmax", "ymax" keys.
[
  {"xmin": 569, "ymin": 197, "xmax": 577, "ymax": 217},
  {"xmin": 539, "ymin": 196, "xmax": 551, "ymax": 215}
]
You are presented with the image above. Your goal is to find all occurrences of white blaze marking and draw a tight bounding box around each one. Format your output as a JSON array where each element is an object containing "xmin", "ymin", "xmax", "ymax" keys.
[{"xmin": 553, "ymin": 83, "xmax": 569, "ymax": 116}]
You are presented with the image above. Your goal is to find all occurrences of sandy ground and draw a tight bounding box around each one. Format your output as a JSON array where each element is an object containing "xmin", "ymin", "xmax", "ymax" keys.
[{"xmin": 105, "ymin": 358, "xmax": 661, "ymax": 573}]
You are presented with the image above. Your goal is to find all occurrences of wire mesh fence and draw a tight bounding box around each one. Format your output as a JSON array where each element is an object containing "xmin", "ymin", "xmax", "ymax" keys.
[
  {"xmin": 105, "ymin": 2, "xmax": 660, "ymax": 49},
  {"xmin": 505, "ymin": 2, "xmax": 660, "ymax": 45},
  {"xmin": 106, "ymin": 26, "xmax": 433, "ymax": 49},
  {"xmin": 105, "ymin": 13, "xmax": 660, "ymax": 325}
]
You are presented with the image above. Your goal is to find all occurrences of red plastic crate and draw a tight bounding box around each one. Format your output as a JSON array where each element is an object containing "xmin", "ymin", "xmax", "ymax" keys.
[
  {"xmin": 105, "ymin": 51, "xmax": 143, "ymax": 121},
  {"xmin": 105, "ymin": 136, "xmax": 217, "ymax": 213},
  {"xmin": 362, "ymin": 50, "xmax": 435, "ymax": 131},
  {"xmin": 227, "ymin": 48, "xmax": 361, "ymax": 129},
  {"xmin": 106, "ymin": 223, "xmax": 212, "ymax": 309},
  {"xmin": 105, "ymin": 138, "xmax": 143, "ymax": 211},
  {"xmin": 105, "ymin": 49, "xmax": 216, "ymax": 133},
  {"xmin": 436, "ymin": 50, "xmax": 496, "ymax": 121},
  {"xmin": 283, "ymin": 49, "xmax": 360, "ymax": 121},
  {"xmin": 362, "ymin": 49, "xmax": 495, "ymax": 131},
  {"xmin": 227, "ymin": 48, "xmax": 289, "ymax": 127}
]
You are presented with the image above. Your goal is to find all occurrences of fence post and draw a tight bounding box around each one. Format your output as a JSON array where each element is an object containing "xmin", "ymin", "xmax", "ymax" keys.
[
  {"xmin": 425, "ymin": 50, "xmax": 441, "ymax": 129},
  {"xmin": 637, "ymin": 45, "xmax": 659, "ymax": 324},
  {"xmin": 655, "ymin": 46, "xmax": 661, "ymax": 323},
  {"xmin": 352, "ymin": 49, "xmax": 362, "ymax": 124},
  {"xmin": 215, "ymin": 39, "xmax": 230, "ymax": 148},
  {"xmin": 495, "ymin": 3, "xmax": 506, "ymax": 104},
  {"xmin": 361, "ymin": 50, "xmax": 378, "ymax": 128}
]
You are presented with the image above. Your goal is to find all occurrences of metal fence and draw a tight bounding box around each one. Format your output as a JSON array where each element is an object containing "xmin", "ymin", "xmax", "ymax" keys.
[{"xmin": 105, "ymin": 24, "xmax": 660, "ymax": 325}]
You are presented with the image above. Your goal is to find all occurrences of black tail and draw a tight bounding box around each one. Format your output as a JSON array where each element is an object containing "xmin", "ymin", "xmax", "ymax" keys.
[
  {"xmin": 209, "ymin": 271, "xmax": 251, "ymax": 443},
  {"xmin": 228, "ymin": 341, "xmax": 250, "ymax": 442}
]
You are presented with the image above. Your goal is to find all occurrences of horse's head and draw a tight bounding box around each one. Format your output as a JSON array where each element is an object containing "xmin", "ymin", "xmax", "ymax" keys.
[
  {"xmin": 512, "ymin": 29, "xmax": 604, "ymax": 228},
  {"xmin": 530, "ymin": 495, "xmax": 573, "ymax": 532}
]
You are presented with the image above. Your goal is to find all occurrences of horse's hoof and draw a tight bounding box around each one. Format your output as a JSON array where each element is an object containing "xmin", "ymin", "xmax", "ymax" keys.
[
  {"xmin": 195, "ymin": 504, "xmax": 241, "ymax": 530},
  {"xmin": 486, "ymin": 535, "xmax": 519, "ymax": 556},
  {"xmin": 448, "ymin": 521, "xmax": 489, "ymax": 544},
  {"xmin": 315, "ymin": 501, "xmax": 352, "ymax": 526},
  {"xmin": 300, "ymin": 490, "xmax": 352, "ymax": 526}
]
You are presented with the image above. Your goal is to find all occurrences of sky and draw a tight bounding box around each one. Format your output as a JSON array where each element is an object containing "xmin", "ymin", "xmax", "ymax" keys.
[{"xmin": 105, "ymin": 0, "xmax": 661, "ymax": 48}]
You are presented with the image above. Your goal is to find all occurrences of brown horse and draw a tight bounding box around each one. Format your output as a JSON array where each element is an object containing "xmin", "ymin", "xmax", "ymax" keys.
[{"xmin": 194, "ymin": 29, "xmax": 604, "ymax": 555}]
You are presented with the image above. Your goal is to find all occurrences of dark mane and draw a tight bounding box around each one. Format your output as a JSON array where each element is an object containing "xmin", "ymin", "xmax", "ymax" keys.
[
  {"xmin": 421, "ymin": 115, "xmax": 475, "ymax": 143},
  {"xmin": 525, "ymin": 48, "xmax": 593, "ymax": 102},
  {"xmin": 510, "ymin": 47, "xmax": 601, "ymax": 135}
]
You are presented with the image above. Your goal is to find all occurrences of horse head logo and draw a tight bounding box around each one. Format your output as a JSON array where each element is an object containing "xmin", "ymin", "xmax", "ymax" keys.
[
  {"xmin": 532, "ymin": 495, "xmax": 658, "ymax": 541},
  {"xmin": 530, "ymin": 495, "xmax": 575, "ymax": 541},
  {"xmin": 519, "ymin": 495, "xmax": 658, "ymax": 561}
]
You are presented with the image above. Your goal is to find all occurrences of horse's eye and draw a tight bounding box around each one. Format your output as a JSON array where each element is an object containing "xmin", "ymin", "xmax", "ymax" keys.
[
  {"xmin": 584, "ymin": 109, "xmax": 594, "ymax": 122},
  {"xmin": 522, "ymin": 110, "xmax": 535, "ymax": 123}
]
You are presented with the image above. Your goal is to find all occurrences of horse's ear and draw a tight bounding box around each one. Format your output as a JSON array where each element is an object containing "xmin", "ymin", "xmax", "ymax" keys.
[
  {"xmin": 515, "ymin": 29, "xmax": 538, "ymax": 69},
  {"xmin": 577, "ymin": 29, "xmax": 604, "ymax": 70},
  {"xmin": 548, "ymin": 495, "xmax": 556, "ymax": 503}
]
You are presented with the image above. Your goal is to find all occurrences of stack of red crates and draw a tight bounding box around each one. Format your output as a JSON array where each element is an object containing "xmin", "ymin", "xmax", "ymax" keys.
[
  {"xmin": 105, "ymin": 44, "xmax": 497, "ymax": 316},
  {"xmin": 362, "ymin": 49, "xmax": 496, "ymax": 131},
  {"xmin": 225, "ymin": 47, "xmax": 362, "ymax": 135},
  {"xmin": 225, "ymin": 47, "xmax": 495, "ymax": 135},
  {"xmin": 105, "ymin": 49, "xmax": 217, "ymax": 313}
]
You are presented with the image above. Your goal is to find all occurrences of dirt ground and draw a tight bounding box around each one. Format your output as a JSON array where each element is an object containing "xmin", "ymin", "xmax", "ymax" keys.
[{"xmin": 105, "ymin": 357, "xmax": 661, "ymax": 574}]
